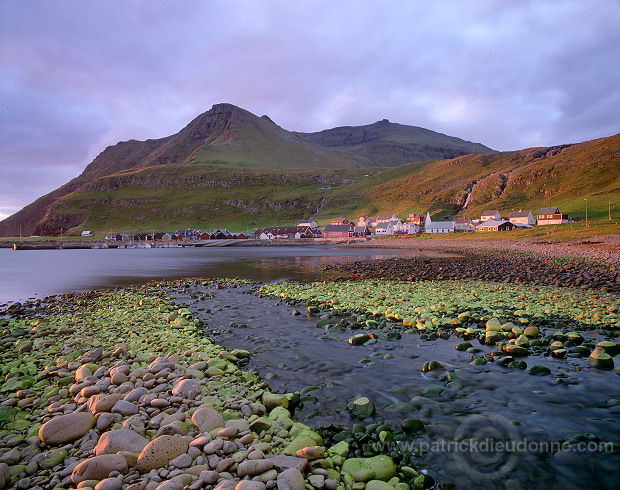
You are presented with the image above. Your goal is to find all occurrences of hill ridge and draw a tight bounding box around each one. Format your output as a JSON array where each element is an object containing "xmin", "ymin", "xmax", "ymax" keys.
[{"xmin": 5, "ymin": 104, "xmax": 618, "ymax": 237}]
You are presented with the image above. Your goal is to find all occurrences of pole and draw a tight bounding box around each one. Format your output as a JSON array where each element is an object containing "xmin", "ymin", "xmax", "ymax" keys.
[
  {"xmin": 584, "ymin": 199, "xmax": 588, "ymax": 227},
  {"xmin": 609, "ymin": 202, "xmax": 612, "ymax": 221}
]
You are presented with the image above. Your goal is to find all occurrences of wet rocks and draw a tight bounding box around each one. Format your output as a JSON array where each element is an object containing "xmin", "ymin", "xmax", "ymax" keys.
[{"xmin": 347, "ymin": 397, "xmax": 375, "ymax": 419}]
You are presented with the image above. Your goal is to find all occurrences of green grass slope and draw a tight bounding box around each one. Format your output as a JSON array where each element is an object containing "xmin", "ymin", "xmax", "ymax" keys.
[{"xmin": 28, "ymin": 133, "xmax": 619, "ymax": 237}]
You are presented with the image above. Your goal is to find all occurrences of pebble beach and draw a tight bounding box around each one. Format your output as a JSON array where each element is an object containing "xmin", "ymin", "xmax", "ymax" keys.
[{"xmin": 1, "ymin": 235, "xmax": 619, "ymax": 490}]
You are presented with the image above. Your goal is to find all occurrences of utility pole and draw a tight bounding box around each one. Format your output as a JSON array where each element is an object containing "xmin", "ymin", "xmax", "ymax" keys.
[
  {"xmin": 609, "ymin": 202, "xmax": 612, "ymax": 221},
  {"xmin": 584, "ymin": 199, "xmax": 588, "ymax": 227}
]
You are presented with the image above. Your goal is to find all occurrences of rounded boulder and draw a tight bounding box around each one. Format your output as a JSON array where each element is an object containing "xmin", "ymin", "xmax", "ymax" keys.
[{"xmin": 39, "ymin": 411, "xmax": 96, "ymax": 445}]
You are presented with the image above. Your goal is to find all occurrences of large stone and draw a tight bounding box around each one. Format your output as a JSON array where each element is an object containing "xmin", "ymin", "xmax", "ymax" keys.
[
  {"xmin": 72, "ymin": 454, "xmax": 128, "ymax": 483},
  {"xmin": 366, "ymin": 481, "xmax": 395, "ymax": 490},
  {"xmin": 136, "ymin": 435, "xmax": 189, "ymax": 473},
  {"xmin": 171, "ymin": 379, "xmax": 201, "ymax": 398},
  {"xmin": 266, "ymin": 454, "xmax": 308, "ymax": 472},
  {"xmin": 236, "ymin": 481, "xmax": 266, "ymax": 490},
  {"xmin": 262, "ymin": 393, "xmax": 289, "ymax": 412},
  {"xmin": 94, "ymin": 477, "xmax": 123, "ymax": 490},
  {"xmin": 347, "ymin": 397, "xmax": 375, "ymax": 418},
  {"xmin": 341, "ymin": 455, "xmax": 396, "ymax": 482},
  {"xmin": 87, "ymin": 394, "xmax": 124, "ymax": 413},
  {"xmin": 191, "ymin": 407, "xmax": 224, "ymax": 432},
  {"xmin": 277, "ymin": 468, "xmax": 305, "ymax": 490},
  {"xmin": 0, "ymin": 462, "xmax": 9, "ymax": 490},
  {"xmin": 236, "ymin": 459, "xmax": 274, "ymax": 477},
  {"xmin": 39, "ymin": 411, "xmax": 96, "ymax": 445},
  {"xmin": 282, "ymin": 427, "xmax": 323, "ymax": 456},
  {"xmin": 111, "ymin": 400, "xmax": 139, "ymax": 416},
  {"xmin": 588, "ymin": 347, "xmax": 615, "ymax": 369},
  {"xmin": 95, "ymin": 429, "xmax": 149, "ymax": 456}
]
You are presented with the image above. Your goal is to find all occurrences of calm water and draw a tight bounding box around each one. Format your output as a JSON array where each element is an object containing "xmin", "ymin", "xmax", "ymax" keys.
[{"xmin": 0, "ymin": 245, "xmax": 441, "ymax": 303}]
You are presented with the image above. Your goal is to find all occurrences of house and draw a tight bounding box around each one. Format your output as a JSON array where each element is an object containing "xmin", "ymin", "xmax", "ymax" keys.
[
  {"xmin": 375, "ymin": 214, "xmax": 399, "ymax": 224},
  {"xmin": 236, "ymin": 233, "xmax": 248, "ymax": 239},
  {"xmin": 475, "ymin": 220, "xmax": 516, "ymax": 232},
  {"xmin": 133, "ymin": 233, "xmax": 153, "ymax": 241},
  {"xmin": 174, "ymin": 229, "xmax": 199, "ymax": 240},
  {"xmin": 352, "ymin": 226, "xmax": 372, "ymax": 237},
  {"xmin": 330, "ymin": 218, "xmax": 350, "ymax": 225},
  {"xmin": 297, "ymin": 220, "xmax": 319, "ymax": 229},
  {"xmin": 509, "ymin": 210, "xmax": 536, "ymax": 226},
  {"xmin": 323, "ymin": 223, "xmax": 354, "ymax": 238},
  {"xmin": 406, "ymin": 213, "xmax": 423, "ymax": 226},
  {"xmin": 356, "ymin": 216, "xmax": 371, "ymax": 227},
  {"xmin": 198, "ymin": 232, "xmax": 212, "ymax": 240},
  {"xmin": 259, "ymin": 226, "xmax": 313, "ymax": 239},
  {"xmin": 537, "ymin": 207, "xmax": 564, "ymax": 225},
  {"xmin": 213, "ymin": 229, "xmax": 233, "ymax": 238},
  {"xmin": 374, "ymin": 223, "xmax": 395, "ymax": 235},
  {"xmin": 310, "ymin": 229, "xmax": 323, "ymax": 238},
  {"xmin": 397, "ymin": 223, "xmax": 420, "ymax": 234},
  {"xmin": 154, "ymin": 232, "xmax": 171, "ymax": 241},
  {"xmin": 454, "ymin": 217, "xmax": 475, "ymax": 232},
  {"xmin": 253, "ymin": 228, "xmax": 264, "ymax": 239},
  {"xmin": 81, "ymin": 231, "xmax": 93, "ymax": 237},
  {"xmin": 480, "ymin": 210, "xmax": 501, "ymax": 222},
  {"xmin": 106, "ymin": 232, "xmax": 131, "ymax": 241},
  {"xmin": 425, "ymin": 212, "xmax": 455, "ymax": 233}
]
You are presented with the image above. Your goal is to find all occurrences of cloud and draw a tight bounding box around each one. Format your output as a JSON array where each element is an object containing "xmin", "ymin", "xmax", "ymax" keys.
[{"xmin": 1, "ymin": 0, "xmax": 619, "ymax": 219}]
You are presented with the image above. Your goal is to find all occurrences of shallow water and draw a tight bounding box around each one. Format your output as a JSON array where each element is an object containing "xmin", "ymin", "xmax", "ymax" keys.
[
  {"xmin": 171, "ymin": 281, "xmax": 620, "ymax": 490},
  {"xmin": 0, "ymin": 246, "xmax": 447, "ymax": 303}
]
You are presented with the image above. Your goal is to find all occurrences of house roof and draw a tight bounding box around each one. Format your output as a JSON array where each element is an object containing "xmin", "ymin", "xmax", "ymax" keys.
[
  {"xmin": 538, "ymin": 207, "xmax": 561, "ymax": 214},
  {"xmin": 509, "ymin": 210, "xmax": 533, "ymax": 218},
  {"xmin": 427, "ymin": 221, "xmax": 455, "ymax": 229},
  {"xmin": 481, "ymin": 210, "xmax": 500, "ymax": 216},
  {"xmin": 376, "ymin": 214, "xmax": 397, "ymax": 221},
  {"xmin": 374, "ymin": 223, "xmax": 392, "ymax": 229},
  {"xmin": 476, "ymin": 219, "xmax": 511, "ymax": 227},
  {"xmin": 324, "ymin": 224, "xmax": 353, "ymax": 231},
  {"xmin": 262, "ymin": 226, "xmax": 311, "ymax": 234},
  {"xmin": 455, "ymin": 217, "xmax": 473, "ymax": 224}
]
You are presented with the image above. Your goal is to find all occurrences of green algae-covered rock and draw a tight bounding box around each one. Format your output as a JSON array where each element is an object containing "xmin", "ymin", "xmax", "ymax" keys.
[
  {"xmin": 588, "ymin": 347, "xmax": 615, "ymax": 369},
  {"xmin": 366, "ymin": 480, "xmax": 396, "ymax": 490},
  {"xmin": 282, "ymin": 426, "xmax": 323, "ymax": 455},
  {"xmin": 342, "ymin": 455, "xmax": 397, "ymax": 482},
  {"xmin": 347, "ymin": 397, "xmax": 375, "ymax": 418},
  {"xmin": 596, "ymin": 341, "xmax": 620, "ymax": 357},
  {"xmin": 528, "ymin": 365, "xmax": 551, "ymax": 376}
]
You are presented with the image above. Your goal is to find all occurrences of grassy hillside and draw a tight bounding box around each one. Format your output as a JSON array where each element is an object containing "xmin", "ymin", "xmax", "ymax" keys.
[{"xmin": 3, "ymin": 132, "xmax": 618, "ymax": 238}]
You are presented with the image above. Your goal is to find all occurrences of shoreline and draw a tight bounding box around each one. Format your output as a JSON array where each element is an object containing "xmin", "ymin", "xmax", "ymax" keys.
[
  {"xmin": 3, "ymin": 233, "xmax": 619, "ymax": 262},
  {"xmin": 1, "ymin": 247, "xmax": 619, "ymax": 488},
  {"xmin": 1, "ymin": 282, "xmax": 412, "ymax": 490}
]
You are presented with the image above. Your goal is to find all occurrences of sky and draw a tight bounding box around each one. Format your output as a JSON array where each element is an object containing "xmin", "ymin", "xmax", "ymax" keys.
[{"xmin": 1, "ymin": 0, "xmax": 619, "ymax": 221}]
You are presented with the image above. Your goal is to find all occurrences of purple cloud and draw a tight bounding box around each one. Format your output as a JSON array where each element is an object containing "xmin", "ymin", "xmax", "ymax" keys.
[{"xmin": 1, "ymin": 0, "xmax": 619, "ymax": 219}]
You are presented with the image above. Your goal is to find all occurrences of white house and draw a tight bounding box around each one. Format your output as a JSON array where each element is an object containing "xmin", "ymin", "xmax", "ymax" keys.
[
  {"xmin": 297, "ymin": 220, "xmax": 319, "ymax": 229},
  {"xmin": 81, "ymin": 231, "xmax": 93, "ymax": 237},
  {"xmin": 374, "ymin": 222, "xmax": 395, "ymax": 235},
  {"xmin": 425, "ymin": 212, "xmax": 455, "ymax": 233},
  {"xmin": 480, "ymin": 210, "xmax": 502, "ymax": 222},
  {"xmin": 399, "ymin": 223, "xmax": 421, "ymax": 234},
  {"xmin": 509, "ymin": 210, "xmax": 536, "ymax": 226}
]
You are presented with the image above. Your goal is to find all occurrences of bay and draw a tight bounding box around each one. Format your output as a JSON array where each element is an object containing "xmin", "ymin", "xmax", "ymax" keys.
[{"xmin": 0, "ymin": 245, "xmax": 445, "ymax": 302}]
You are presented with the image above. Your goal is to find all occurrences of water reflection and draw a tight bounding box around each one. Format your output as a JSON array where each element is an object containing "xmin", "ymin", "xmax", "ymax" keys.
[{"xmin": 0, "ymin": 247, "xmax": 447, "ymax": 302}]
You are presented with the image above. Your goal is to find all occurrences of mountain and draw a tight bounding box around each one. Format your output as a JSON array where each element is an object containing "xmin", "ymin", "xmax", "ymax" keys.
[
  {"xmin": 0, "ymin": 103, "xmax": 495, "ymax": 236},
  {"xmin": 295, "ymin": 119, "xmax": 492, "ymax": 167}
]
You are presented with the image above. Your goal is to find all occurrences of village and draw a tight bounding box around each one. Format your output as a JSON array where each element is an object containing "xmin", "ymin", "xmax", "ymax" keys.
[{"xmin": 100, "ymin": 207, "xmax": 569, "ymax": 243}]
